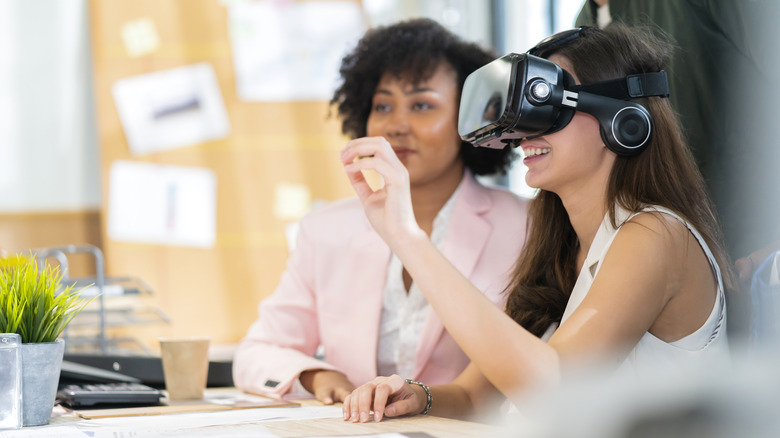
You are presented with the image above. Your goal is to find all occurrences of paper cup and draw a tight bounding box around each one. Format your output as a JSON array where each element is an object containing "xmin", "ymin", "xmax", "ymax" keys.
[{"xmin": 159, "ymin": 337, "xmax": 210, "ymax": 400}]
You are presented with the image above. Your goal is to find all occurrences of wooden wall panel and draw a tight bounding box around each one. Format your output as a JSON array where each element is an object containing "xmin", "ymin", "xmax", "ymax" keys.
[
  {"xmin": 0, "ymin": 211, "xmax": 102, "ymax": 278},
  {"xmin": 89, "ymin": 0, "xmax": 358, "ymax": 351}
]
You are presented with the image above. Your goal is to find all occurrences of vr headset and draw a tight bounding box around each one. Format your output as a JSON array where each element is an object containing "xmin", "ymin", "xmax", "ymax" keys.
[{"xmin": 458, "ymin": 52, "xmax": 669, "ymax": 157}]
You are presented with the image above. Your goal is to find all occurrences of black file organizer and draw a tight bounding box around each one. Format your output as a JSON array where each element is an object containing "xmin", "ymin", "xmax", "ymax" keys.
[
  {"xmin": 34, "ymin": 245, "xmax": 234, "ymax": 389},
  {"xmin": 34, "ymin": 244, "xmax": 170, "ymax": 355}
]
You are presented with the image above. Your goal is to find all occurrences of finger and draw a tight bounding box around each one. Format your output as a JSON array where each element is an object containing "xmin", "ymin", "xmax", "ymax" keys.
[
  {"xmin": 372, "ymin": 381, "xmax": 393, "ymax": 422},
  {"xmin": 355, "ymin": 384, "xmax": 377, "ymax": 423},
  {"xmin": 344, "ymin": 157, "xmax": 406, "ymax": 189},
  {"xmin": 333, "ymin": 387, "xmax": 353, "ymax": 404},
  {"xmin": 316, "ymin": 387, "xmax": 334, "ymax": 405},
  {"xmin": 343, "ymin": 162, "xmax": 380, "ymax": 202},
  {"xmin": 349, "ymin": 391, "xmax": 363, "ymax": 422},
  {"xmin": 385, "ymin": 398, "xmax": 416, "ymax": 418},
  {"xmin": 341, "ymin": 137, "xmax": 394, "ymax": 163},
  {"xmin": 340, "ymin": 144, "xmax": 377, "ymax": 165},
  {"xmin": 342, "ymin": 140, "xmax": 403, "ymax": 176},
  {"xmin": 346, "ymin": 385, "xmax": 367, "ymax": 422},
  {"xmin": 342, "ymin": 393, "xmax": 351, "ymax": 421}
]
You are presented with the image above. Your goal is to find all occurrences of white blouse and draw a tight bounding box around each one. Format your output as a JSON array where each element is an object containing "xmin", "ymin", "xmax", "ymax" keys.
[
  {"xmin": 562, "ymin": 205, "xmax": 729, "ymax": 375},
  {"xmin": 376, "ymin": 183, "xmax": 461, "ymax": 378}
]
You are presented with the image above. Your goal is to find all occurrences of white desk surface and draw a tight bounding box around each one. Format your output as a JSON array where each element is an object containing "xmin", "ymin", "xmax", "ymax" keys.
[{"xmin": 1, "ymin": 388, "xmax": 503, "ymax": 438}]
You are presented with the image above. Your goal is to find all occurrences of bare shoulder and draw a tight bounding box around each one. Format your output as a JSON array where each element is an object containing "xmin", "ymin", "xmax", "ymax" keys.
[
  {"xmin": 619, "ymin": 210, "xmax": 690, "ymax": 247},
  {"xmin": 592, "ymin": 210, "xmax": 694, "ymax": 326},
  {"xmin": 609, "ymin": 210, "xmax": 717, "ymax": 341},
  {"xmin": 604, "ymin": 210, "xmax": 695, "ymax": 276}
]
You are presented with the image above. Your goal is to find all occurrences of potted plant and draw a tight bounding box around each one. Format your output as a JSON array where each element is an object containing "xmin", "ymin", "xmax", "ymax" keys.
[{"xmin": 0, "ymin": 253, "xmax": 92, "ymax": 426}]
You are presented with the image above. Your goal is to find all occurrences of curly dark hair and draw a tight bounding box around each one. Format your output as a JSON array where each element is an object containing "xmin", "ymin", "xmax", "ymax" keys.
[{"xmin": 330, "ymin": 18, "xmax": 516, "ymax": 175}]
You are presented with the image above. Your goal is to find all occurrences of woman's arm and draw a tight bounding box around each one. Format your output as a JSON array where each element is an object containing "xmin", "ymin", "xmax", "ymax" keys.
[
  {"xmin": 341, "ymin": 138, "xmax": 697, "ymax": 405},
  {"xmin": 341, "ymin": 137, "xmax": 560, "ymax": 394},
  {"xmin": 233, "ymin": 215, "xmax": 343, "ymax": 399}
]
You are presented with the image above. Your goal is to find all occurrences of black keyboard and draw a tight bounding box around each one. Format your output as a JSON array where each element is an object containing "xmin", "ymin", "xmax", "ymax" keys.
[{"xmin": 57, "ymin": 382, "xmax": 164, "ymax": 407}]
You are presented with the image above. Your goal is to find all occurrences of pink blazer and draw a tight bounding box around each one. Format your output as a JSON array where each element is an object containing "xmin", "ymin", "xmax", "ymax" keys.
[{"xmin": 233, "ymin": 172, "xmax": 528, "ymax": 397}]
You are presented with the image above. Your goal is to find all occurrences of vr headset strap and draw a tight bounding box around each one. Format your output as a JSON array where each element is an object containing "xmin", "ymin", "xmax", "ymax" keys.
[{"xmin": 574, "ymin": 71, "xmax": 669, "ymax": 100}]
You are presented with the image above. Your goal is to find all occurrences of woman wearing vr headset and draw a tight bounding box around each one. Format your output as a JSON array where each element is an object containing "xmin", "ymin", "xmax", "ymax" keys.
[
  {"xmin": 341, "ymin": 23, "xmax": 736, "ymax": 422},
  {"xmin": 233, "ymin": 18, "xmax": 526, "ymax": 405}
]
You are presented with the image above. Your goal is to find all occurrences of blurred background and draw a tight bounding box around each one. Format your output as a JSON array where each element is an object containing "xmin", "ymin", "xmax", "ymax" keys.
[{"xmin": 0, "ymin": 0, "xmax": 583, "ymax": 354}]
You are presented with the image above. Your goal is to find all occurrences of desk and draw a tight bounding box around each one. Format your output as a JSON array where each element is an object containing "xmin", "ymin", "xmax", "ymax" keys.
[
  {"xmin": 266, "ymin": 415, "xmax": 500, "ymax": 437},
  {"xmin": 27, "ymin": 389, "xmax": 503, "ymax": 438},
  {"xmin": 266, "ymin": 399, "xmax": 502, "ymax": 438}
]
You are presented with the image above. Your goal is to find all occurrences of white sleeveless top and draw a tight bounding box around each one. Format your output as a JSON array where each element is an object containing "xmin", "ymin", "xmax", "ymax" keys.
[{"xmin": 561, "ymin": 205, "xmax": 729, "ymax": 376}]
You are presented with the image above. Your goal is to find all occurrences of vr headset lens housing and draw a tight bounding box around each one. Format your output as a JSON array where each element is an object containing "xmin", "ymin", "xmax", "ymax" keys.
[
  {"xmin": 458, "ymin": 46, "xmax": 669, "ymax": 156},
  {"xmin": 458, "ymin": 53, "xmax": 576, "ymax": 150}
]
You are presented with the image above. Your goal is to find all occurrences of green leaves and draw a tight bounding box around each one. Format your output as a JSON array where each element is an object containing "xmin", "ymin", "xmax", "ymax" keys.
[{"xmin": 0, "ymin": 254, "xmax": 93, "ymax": 343}]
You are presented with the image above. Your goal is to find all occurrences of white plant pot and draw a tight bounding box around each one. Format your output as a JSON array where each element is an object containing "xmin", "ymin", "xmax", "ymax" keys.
[{"xmin": 20, "ymin": 339, "xmax": 64, "ymax": 427}]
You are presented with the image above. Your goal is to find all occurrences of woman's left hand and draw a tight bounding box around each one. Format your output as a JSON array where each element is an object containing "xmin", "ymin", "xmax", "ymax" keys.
[
  {"xmin": 342, "ymin": 374, "xmax": 425, "ymax": 423},
  {"xmin": 340, "ymin": 137, "xmax": 424, "ymax": 247}
]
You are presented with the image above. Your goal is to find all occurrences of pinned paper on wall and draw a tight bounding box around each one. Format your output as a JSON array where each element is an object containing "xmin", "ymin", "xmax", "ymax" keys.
[
  {"xmin": 228, "ymin": 0, "xmax": 366, "ymax": 101},
  {"xmin": 112, "ymin": 63, "xmax": 230, "ymax": 156},
  {"xmin": 107, "ymin": 161, "xmax": 217, "ymax": 248},
  {"xmin": 120, "ymin": 17, "xmax": 160, "ymax": 57}
]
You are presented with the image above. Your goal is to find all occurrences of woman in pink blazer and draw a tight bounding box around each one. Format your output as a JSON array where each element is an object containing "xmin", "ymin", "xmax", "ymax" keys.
[{"xmin": 232, "ymin": 18, "xmax": 528, "ymax": 404}]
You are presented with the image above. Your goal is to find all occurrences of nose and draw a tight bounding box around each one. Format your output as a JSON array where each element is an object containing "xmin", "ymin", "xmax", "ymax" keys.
[{"xmin": 385, "ymin": 108, "xmax": 410, "ymax": 137}]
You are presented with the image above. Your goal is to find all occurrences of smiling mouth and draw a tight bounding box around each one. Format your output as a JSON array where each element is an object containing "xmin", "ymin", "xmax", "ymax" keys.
[{"xmin": 523, "ymin": 147, "xmax": 551, "ymax": 158}]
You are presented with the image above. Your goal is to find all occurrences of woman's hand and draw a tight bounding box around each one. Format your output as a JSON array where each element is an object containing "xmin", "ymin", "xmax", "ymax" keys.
[
  {"xmin": 299, "ymin": 370, "xmax": 355, "ymax": 405},
  {"xmin": 342, "ymin": 375, "xmax": 425, "ymax": 422},
  {"xmin": 340, "ymin": 137, "xmax": 424, "ymax": 248}
]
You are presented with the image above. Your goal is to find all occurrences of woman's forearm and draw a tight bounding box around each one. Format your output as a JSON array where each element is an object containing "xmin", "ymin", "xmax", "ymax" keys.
[
  {"xmin": 424, "ymin": 383, "xmax": 475, "ymax": 419},
  {"xmin": 394, "ymin": 232, "xmax": 560, "ymax": 395}
]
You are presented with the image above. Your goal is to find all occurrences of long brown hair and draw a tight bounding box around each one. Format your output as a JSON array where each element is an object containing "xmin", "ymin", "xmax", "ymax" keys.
[{"xmin": 505, "ymin": 24, "xmax": 737, "ymax": 336}]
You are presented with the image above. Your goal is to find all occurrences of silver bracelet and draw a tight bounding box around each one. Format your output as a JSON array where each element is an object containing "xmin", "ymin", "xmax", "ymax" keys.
[{"xmin": 404, "ymin": 379, "xmax": 432, "ymax": 415}]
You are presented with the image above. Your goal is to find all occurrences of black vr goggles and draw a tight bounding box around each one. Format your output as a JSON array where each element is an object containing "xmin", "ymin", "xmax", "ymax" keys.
[{"xmin": 457, "ymin": 52, "xmax": 670, "ymax": 157}]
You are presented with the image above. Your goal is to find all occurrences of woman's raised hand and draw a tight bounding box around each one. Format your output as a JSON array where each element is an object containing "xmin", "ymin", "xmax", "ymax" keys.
[
  {"xmin": 342, "ymin": 374, "xmax": 426, "ymax": 423},
  {"xmin": 340, "ymin": 137, "xmax": 424, "ymax": 246}
]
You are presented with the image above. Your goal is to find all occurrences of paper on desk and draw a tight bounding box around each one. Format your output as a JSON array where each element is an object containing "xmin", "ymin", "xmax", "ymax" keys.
[
  {"xmin": 203, "ymin": 388, "xmax": 298, "ymax": 409},
  {"xmin": 305, "ymin": 434, "xmax": 430, "ymax": 438},
  {"xmin": 76, "ymin": 405, "xmax": 342, "ymax": 432},
  {"xmin": 0, "ymin": 426, "xmax": 87, "ymax": 438},
  {"xmin": 0, "ymin": 424, "xmax": 277, "ymax": 438},
  {"xmin": 90, "ymin": 424, "xmax": 277, "ymax": 438}
]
